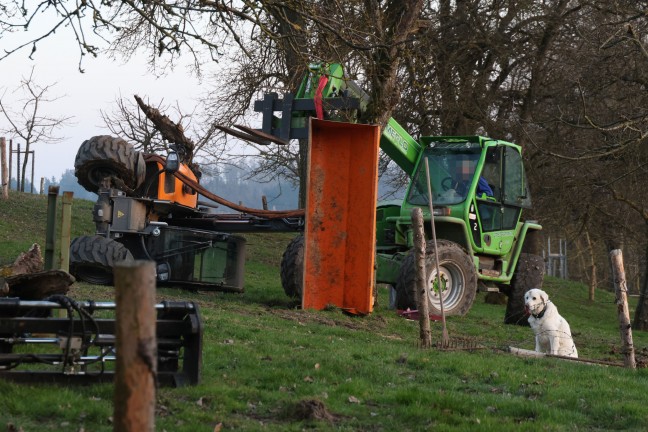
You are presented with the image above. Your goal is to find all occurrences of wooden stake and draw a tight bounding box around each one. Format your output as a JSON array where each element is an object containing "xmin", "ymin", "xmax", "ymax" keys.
[
  {"xmin": 1, "ymin": 138, "xmax": 7, "ymax": 200},
  {"xmin": 585, "ymin": 229, "xmax": 596, "ymax": 301},
  {"xmin": 610, "ymin": 249, "xmax": 636, "ymax": 369},
  {"xmin": 412, "ymin": 208, "xmax": 432, "ymax": 348},
  {"xmin": 58, "ymin": 191, "xmax": 74, "ymax": 272},
  {"xmin": 424, "ymin": 158, "xmax": 449, "ymax": 346},
  {"xmin": 114, "ymin": 260, "xmax": 157, "ymax": 432}
]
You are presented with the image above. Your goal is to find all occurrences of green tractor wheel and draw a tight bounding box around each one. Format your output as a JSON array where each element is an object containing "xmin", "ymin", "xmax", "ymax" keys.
[{"xmin": 395, "ymin": 240, "xmax": 478, "ymax": 316}]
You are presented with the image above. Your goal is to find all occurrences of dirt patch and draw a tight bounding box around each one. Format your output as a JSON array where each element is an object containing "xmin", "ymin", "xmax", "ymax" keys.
[
  {"xmin": 267, "ymin": 307, "xmax": 384, "ymax": 331},
  {"xmin": 608, "ymin": 345, "xmax": 648, "ymax": 368},
  {"xmin": 290, "ymin": 399, "xmax": 338, "ymax": 422}
]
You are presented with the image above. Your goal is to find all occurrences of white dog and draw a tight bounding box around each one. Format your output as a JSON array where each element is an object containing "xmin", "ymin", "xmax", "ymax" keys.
[{"xmin": 524, "ymin": 288, "xmax": 578, "ymax": 358}]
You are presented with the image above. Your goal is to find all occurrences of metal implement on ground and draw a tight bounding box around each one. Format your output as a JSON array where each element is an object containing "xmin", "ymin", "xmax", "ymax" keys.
[{"xmin": 0, "ymin": 296, "xmax": 202, "ymax": 386}]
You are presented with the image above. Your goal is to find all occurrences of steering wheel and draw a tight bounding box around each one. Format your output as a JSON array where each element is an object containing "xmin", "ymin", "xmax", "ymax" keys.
[{"xmin": 441, "ymin": 176, "xmax": 455, "ymax": 191}]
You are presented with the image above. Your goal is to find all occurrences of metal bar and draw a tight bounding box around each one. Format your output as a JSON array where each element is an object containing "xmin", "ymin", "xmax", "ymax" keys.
[
  {"xmin": 0, "ymin": 299, "xmax": 196, "ymax": 311},
  {"xmin": 261, "ymin": 93, "xmax": 277, "ymax": 135},
  {"xmin": 280, "ymin": 93, "xmax": 294, "ymax": 142}
]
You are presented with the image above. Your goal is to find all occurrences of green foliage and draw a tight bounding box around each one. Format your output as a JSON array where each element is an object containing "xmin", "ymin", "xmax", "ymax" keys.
[{"xmin": 1, "ymin": 193, "xmax": 648, "ymax": 431}]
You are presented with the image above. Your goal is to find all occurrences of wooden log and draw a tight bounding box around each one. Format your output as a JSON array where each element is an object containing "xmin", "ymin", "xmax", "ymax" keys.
[
  {"xmin": 113, "ymin": 260, "xmax": 157, "ymax": 432},
  {"xmin": 412, "ymin": 208, "xmax": 432, "ymax": 348},
  {"xmin": 610, "ymin": 249, "xmax": 636, "ymax": 369},
  {"xmin": 134, "ymin": 95, "xmax": 194, "ymax": 164},
  {"xmin": 508, "ymin": 347, "xmax": 624, "ymax": 367},
  {"xmin": 3, "ymin": 270, "xmax": 73, "ymax": 299}
]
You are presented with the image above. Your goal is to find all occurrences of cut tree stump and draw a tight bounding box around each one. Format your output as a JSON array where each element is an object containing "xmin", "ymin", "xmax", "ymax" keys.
[
  {"xmin": 3, "ymin": 270, "xmax": 75, "ymax": 299},
  {"xmin": 0, "ymin": 244, "xmax": 74, "ymax": 299}
]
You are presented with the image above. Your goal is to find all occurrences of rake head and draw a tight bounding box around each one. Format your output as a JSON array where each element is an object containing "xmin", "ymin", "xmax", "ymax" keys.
[{"xmin": 434, "ymin": 337, "xmax": 484, "ymax": 351}]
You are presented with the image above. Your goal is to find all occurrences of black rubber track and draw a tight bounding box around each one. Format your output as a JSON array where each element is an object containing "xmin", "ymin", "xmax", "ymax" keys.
[
  {"xmin": 504, "ymin": 253, "xmax": 545, "ymax": 326},
  {"xmin": 395, "ymin": 240, "xmax": 478, "ymax": 316},
  {"xmin": 280, "ymin": 234, "xmax": 304, "ymax": 298},
  {"xmin": 74, "ymin": 135, "xmax": 144, "ymax": 193},
  {"xmin": 69, "ymin": 235, "xmax": 134, "ymax": 285}
]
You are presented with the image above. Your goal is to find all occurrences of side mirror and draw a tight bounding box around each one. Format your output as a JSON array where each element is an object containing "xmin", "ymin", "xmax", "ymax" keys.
[{"xmin": 165, "ymin": 151, "xmax": 180, "ymax": 173}]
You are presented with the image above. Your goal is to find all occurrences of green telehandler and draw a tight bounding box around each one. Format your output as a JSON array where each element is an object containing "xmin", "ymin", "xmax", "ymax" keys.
[{"xmin": 257, "ymin": 63, "xmax": 543, "ymax": 323}]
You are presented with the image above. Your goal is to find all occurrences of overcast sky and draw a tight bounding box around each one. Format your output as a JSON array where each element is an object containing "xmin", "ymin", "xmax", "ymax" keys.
[{"xmin": 0, "ymin": 19, "xmax": 205, "ymax": 186}]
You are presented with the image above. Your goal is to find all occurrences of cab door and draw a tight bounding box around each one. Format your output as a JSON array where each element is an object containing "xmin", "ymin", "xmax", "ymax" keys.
[{"xmin": 475, "ymin": 145, "xmax": 531, "ymax": 256}]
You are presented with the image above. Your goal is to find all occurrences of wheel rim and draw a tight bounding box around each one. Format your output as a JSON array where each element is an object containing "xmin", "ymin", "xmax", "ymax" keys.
[
  {"xmin": 426, "ymin": 261, "xmax": 466, "ymax": 312},
  {"xmin": 87, "ymin": 167, "xmax": 122, "ymax": 189}
]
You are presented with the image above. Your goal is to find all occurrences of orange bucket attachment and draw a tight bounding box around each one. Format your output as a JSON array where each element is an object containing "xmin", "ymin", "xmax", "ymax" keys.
[{"xmin": 302, "ymin": 119, "xmax": 380, "ymax": 315}]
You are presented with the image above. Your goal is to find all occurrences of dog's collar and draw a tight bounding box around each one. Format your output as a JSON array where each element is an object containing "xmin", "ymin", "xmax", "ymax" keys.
[{"xmin": 532, "ymin": 301, "xmax": 550, "ymax": 319}]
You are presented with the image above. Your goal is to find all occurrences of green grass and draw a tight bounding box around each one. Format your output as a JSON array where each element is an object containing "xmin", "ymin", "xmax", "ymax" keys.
[
  {"xmin": 0, "ymin": 190, "xmax": 95, "ymax": 265},
  {"xmin": 1, "ymin": 192, "xmax": 648, "ymax": 431}
]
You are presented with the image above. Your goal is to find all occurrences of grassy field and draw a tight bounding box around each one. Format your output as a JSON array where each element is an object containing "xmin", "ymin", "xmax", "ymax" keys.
[{"xmin": 1, "ymin": 191, "xmax": 648, "ymax": 431}]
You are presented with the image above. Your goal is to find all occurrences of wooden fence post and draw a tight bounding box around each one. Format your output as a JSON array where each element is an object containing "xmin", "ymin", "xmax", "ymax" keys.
[
  {"xmin": 58, "ymin": 191, "xmax": 74, "ymax": 272},
  {"xmin": 113, "ymin": 260, "xmax": 157, "ymax": 432},
  {"xmin": 1, "ymin": 138, "xmax": 7, "ymax": 200},
  {"xmin": 412, "ymin": 208, "xmax": 432, "ymax": 348},
  {"xmin": 610, "ymin": 249, "xmax": 636, "ymax": 369}
]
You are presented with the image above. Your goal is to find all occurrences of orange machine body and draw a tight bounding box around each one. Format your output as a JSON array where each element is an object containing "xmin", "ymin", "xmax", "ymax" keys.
[{"xmin": 155, "ymin": 161, "xmax": 198, "ymax": 208}]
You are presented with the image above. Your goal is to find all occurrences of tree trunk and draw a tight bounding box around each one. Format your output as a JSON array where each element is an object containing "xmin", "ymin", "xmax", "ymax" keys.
[
  {"xmin": 412, "ymin": 207, "xmax": 431, "ymax": 348},
  {"xmin": 633, "ymin": 241, "xmax": 648, "ymax": 331},
  {"xmin": 585, "ymin": 229, "xmax": 596, "ymax": 301},
  {"xmin": 610, "ymin": 249, "xmax": 636, "ymax": 369},
  {"xmin": 21, "ymin": 143, "xmax": 30, "ymax": 193}
]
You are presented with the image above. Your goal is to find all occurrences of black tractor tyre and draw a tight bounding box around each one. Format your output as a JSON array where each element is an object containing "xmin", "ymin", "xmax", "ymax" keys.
[
  {"xmin": 74, "ymin": 135, "xmax": 145, "ymax": 193},
  {"xmin": 395, "ymin": 240, "xmax": 478, "ymax": 316},
  {"xmin": 69, "ymin": 235, "xmax": 134, "ymax": 285},
  {"xmin": 504, "ymin": 253, "xmax": 545, "ymax": 326},
  {"xmin": 280, "ymin": 234, "xmax": 305, "ymax": 299}
]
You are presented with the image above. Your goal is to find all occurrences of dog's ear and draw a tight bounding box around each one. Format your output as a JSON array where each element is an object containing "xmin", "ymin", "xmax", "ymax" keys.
[{"xmin": 540, "ymin": 290, "xmax": 549, "ymax": 304}]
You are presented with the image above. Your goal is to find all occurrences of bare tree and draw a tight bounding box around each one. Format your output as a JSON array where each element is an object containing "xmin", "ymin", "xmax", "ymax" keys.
[
  {"xmin": 0, "ymin": 67, "xmax": 72, "ymax": 191},
  {"xmin": 100, "ymin": 95, "xmax": 170, "ymax": 154},
  {"xmin": 100, "ymin": 93, "xmax": 235, "ymax": 175}
]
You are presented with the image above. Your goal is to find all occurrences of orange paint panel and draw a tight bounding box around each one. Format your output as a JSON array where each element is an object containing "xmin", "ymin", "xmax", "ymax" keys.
[{"xmin": 302, "ymin": 119, "xmax": 380, "ymax": 315}]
